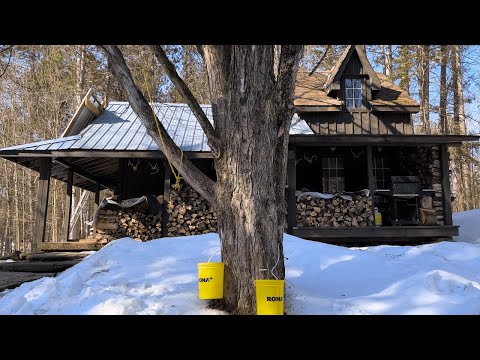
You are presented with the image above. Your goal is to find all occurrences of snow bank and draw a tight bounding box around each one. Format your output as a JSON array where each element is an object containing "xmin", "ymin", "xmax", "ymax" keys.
[
  {"xmin": 1, "ymin": 209, "xmax": 480, "ymax": 314},
  {"xmin": 453, "ymin": 209, "xmax": 480, "ymax": 243}
]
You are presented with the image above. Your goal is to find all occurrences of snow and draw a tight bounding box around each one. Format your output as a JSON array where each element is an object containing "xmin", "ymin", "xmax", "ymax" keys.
[
  {"xmin": 0, "ymin": 209, "xmax": 479, "ymax": 315},
  {"xmin": 453, "ymin": 209, "xmax": 480, "ymax": 243}
]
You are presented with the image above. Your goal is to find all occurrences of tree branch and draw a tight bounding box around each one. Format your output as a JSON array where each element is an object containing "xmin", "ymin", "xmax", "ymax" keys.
[
  {"xmin": 97, "ymin": 45, "xmax": 217, "ymax": 205},
  {"xmin": 150, "ymin": 45, "xmax": 220, "ymax": 157},
  {"xmin": 275, "ymin": 45, "xmax": 304, "ymax": 133},
  {"xmin": 308, "ymin": 45, "xmax": 331, "ymax": 76}
]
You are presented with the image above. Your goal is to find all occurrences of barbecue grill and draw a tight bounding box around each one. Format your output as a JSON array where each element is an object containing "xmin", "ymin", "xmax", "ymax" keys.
[{"xmin": 389, "ymin": 176, "xmax": 421, "ymax": 225}]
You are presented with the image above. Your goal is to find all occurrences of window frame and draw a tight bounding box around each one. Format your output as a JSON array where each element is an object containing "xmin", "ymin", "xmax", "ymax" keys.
[
  {"xmin": 322, "ymin": 156, "xmax": 345, "ymax": 193},
  {"xmin": 344, "ymin": 77, "xmax": 363, "ymax": 109},
  {"xmin": 373, "ymin": 156, "xmax": 390, "ymax": 189}
]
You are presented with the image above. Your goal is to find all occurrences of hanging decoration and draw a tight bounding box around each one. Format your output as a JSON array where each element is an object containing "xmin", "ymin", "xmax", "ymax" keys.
[{"xmin": 128, "ymin": 159, "xmax": 140, "ymax": 171}]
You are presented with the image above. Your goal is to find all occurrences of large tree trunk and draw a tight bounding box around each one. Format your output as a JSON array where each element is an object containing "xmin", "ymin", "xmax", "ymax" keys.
[
  {"xmin": 101, "ymin": 44, "xmax": 302, "ymax": 314},
  {"xmin": 203, "ymin": 46, "xmax": 300, "ymax": 314}
]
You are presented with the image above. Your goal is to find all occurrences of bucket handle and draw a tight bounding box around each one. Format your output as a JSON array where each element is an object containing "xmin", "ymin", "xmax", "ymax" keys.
[{"xmin": 208, "ymin": 248, "xmax": 221, "ymax": 263}]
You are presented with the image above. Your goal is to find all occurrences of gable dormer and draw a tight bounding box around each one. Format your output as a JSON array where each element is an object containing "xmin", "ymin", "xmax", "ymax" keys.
[
  {"xmin": 294, "ymin": 45, "xmax": 419, "ymax": 135},
  {"xmin": 324, "ymin": 45, "xmax": 381, "ymax": 110}
]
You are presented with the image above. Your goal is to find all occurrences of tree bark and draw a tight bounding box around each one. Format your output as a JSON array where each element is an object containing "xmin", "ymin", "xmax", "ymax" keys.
[
  {"xmin": 397, "ymin": 45, "xmax": 411, "ymax": 94},
  {"xmin": 418, "ymin": 45, "xmax": 431, "ymax": 135},
  {"xmin": 439, "ymin": 45, "xmax": 448, "ymax": 135},
  {"xmin": 75, "ymin": 45, "xmax": 86, "ymax": 108},
  {"xmin": 100, "ymin": 44, "xmax": 302, "ymax": 314},
  {"xmin": 452, "ymin": 45, "xmax": 471, "ymax": 210},
  {"xmin": 382, "ymin": 45, "xmax": 393, "ymax": 79},
  {"xmin": 204, "ymin": 45, "xmax": 302, "ymax": 314}
]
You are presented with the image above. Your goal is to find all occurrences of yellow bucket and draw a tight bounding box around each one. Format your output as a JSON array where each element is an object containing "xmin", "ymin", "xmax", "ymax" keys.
[
  {"xmin": 255, "ymin": 279, "xmax": 285, "ymax": 315},
  {"xmin": 197, "ymin": 262, "xmax": 224, "ymax": 299}
]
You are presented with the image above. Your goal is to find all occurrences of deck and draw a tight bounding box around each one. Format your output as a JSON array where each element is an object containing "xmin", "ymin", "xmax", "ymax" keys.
[{"xmin": 292, "ymin": 225, "xmax": 459, "ymax": 244}]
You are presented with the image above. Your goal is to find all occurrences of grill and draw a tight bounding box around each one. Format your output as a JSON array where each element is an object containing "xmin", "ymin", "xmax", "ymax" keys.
[
  {"xmin": 390, "ymin": 176, "xmax": 422, "ymax": 197},
  {"xmin": 389, "ymin": 176, "xmax": 421, "ymax": 225}
]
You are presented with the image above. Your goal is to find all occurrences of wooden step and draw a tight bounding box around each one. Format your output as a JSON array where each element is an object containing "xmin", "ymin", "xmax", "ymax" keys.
[
  {"xmin": 40, "ymin": 242, "xmax": 103, "ymax": 252},
  {"xmin": 26, "ymin": 252, "xmax": 92, "ymax": 262},
  {"xmin": 0, "ymin": 260, "xmax": 80, "ymax": 273}
]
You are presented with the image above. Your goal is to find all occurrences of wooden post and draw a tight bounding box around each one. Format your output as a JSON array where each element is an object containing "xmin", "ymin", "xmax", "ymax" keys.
[
  {"xmin": 64, "ymin": 169, "xmax": 73, "ymax": 241},
  {"xmin": 94, "ymin": 181, "xmax": 100, "ymax": 208},
  {"xmin": 162, "ymin": 162, "xmax": 171, "ymax": 238},
  {"xmin": 287, "ymin": 149, "xmax": 297, "ymax": 234},
  {"xmin": 33, "ymin": 158, "xmax": 52, "ymax": 251},
  {"xmin": 118, "ymin": 158, "xmax": 126, "ymax": 200},
  {"xmin": 440, "ymin": 144, "xmax": 453, "ymax": 225},
  {"xmin": 366, "ymin": 145, "xmax": 376, "ymax": 223}
]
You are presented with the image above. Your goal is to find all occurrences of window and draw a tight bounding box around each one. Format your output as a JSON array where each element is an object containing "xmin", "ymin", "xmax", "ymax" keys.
[
  {"xmin": 373, "ymin": 157, "xmax": 390, "ymax": 189},
  {"xmin": 322, "ymin": 157, "xmax": 345, "ymax": 193},
  {"xmin": 345, "ymin": 78, "xmax": 362, "ymax": 108}
]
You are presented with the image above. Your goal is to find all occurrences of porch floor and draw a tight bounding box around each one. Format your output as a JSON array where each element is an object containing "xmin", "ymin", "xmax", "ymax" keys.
[{"xmin": 292, "ymin": 225, "xmax": 459, "ymax": 245}]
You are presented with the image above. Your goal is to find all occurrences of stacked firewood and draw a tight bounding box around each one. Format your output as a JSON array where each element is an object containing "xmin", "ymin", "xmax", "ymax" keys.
[
  {"xmin": 296, "ymin": 194, "xmax": 373, "ymax": 227},
  {"xmin": 165, "ymin": 185, "xmax": 217, "ymax": 237},
  {"xmin": 95, "ymin": 208, "xmax": 162, "ymax": 242}
]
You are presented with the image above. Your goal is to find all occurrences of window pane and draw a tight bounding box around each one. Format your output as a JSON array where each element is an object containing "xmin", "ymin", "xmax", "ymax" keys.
[
  {"xmin": 346, "ymin": 89, "xmax": 354, "ymax": 98},
  {"xmin": 354, "ymin": 88, "xmax": 362, "ymax": 98},
  {"xmin": 346, "ymin": 98, "xmax": 354, "ymax": 108},
  {"xmin": 345, "ymin": 78, "xmax": 352, "ymax": 87},
  {"xmin": 337, "ymin": 157, "xmax": 344, "ymax": 168},
  {"xmin": 355, "ymin": 98, "xmax": 362, "ymax": 108},
  {"xmin": 354, "ymin": 79, "xmax": 362, "ymax": 88},
  {"xmin": 322, "ymin": 157, "xmax": 328, "ymax": 168}
]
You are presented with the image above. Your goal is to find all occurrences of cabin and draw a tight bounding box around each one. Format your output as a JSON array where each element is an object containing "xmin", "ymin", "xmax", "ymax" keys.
[{"xmin": 0, "ymin": 45, "xmax": 478, "ymax": 250}]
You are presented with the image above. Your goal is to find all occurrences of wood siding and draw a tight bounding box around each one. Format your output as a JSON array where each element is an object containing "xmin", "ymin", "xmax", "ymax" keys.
[{"xmin": 300, "ymin": 111, "xmax": 413, "ymax": 135}]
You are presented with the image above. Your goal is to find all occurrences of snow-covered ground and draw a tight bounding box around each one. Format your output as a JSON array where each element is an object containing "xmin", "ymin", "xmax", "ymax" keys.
[{"xmin": 0, "ymin": 209, "xmax": 479, "ymax": 315}]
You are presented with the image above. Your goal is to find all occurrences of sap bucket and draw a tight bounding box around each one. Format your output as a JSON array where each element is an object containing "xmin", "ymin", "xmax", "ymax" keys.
[
  {"xmin": 255, "ymin": 279, "xmax": 285, "ymax": 315},
  {"xmin": 197, "ymin": 251, "xmax": 224, "ymax": 300}
]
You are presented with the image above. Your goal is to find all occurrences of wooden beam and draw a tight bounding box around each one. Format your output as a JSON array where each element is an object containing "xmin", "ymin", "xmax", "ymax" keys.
[
  {"xmin": 53, "ymin": 159, "xmax": 115, "ymax": 190},
  {"xmin": 292, "ymin": 225, "xmax": 459, "ymax": 240},
  {"xmin": 295, "ymin": 105, "xmax": 342, "ymax": 112},
  {"xmin": 40, "ymin": 241, "xmax": 103, "ymax": 252},
  {"xmin": 366, "ymin": 145, "xmax": 375, "ymax": 220},
  {"xmin": 288, "ymin": 134, "xmax": 480, "ymax": 146},
  {"xmin": 162, "ymin": 162, "xmax": 171, "ymax": 238},
  {"xmin": 118, "ymin": 158, "xmax": 126, "ymax": 201},
  {"xmin": 64, "ymin": 169, "xmax": 73, "ymax": 241},
  {"xmin": 440, "ymin": 144, "xmax": 453, "ymax": 225},
  {"xmin": 33, "ymin": 158, "xmax": 52, "ymax": 251},
  {"xmin": 0, "ymin": 150, "xmax": 213, "ymax": 159},
  {"xmin": 287, "ymin": 149, "xmax": 297, "ymax": 234},
  {"xmin": 371, "ymin": 105, "xmax": 420, "ymax": 113}
]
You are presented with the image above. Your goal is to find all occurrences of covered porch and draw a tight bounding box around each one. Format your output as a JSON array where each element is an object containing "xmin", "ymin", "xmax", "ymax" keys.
[{"xmin": 286, "ymin": 134, "xmax": 479, "ymax": 243}]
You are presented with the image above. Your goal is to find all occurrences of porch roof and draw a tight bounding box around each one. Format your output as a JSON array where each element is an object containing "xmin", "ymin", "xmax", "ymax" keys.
[{"xmin": 289, "ymin": 134, "xmax": 480, "ymax": 147}]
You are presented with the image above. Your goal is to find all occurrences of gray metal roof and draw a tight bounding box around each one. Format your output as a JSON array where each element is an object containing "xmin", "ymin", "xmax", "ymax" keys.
[{"xmin": 0, "ymin": 102, "xmax": 314, "ymax": 152}]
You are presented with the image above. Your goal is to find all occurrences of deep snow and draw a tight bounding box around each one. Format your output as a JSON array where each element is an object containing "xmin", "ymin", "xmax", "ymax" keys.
[{"xmin": 0, "ymin": 209, "xmax": 479, "ymax": 315}]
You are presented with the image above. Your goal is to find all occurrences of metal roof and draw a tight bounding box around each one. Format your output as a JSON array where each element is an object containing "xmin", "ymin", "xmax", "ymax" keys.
[{"xmin": 1, "ymin": 102, "xmax": 313, "ymax": 153}]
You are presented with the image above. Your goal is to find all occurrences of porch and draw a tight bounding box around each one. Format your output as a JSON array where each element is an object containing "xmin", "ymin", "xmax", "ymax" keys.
[{"xmin": 286, "ymin": 134, "xmax": 477, "ymax": 243}]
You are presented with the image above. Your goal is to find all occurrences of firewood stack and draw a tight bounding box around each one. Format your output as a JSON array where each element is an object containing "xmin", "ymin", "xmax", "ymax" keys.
[
  {"xmin": 296, "ymin": 193, "xmax": 373, "ymax": 227},
  {"xmin": 94, "ymin": 208, "xmax": 162, "ymax": 242},
  {"xmin": 165, "ymin": 185, "xmax": 218, "ymax": 236}
]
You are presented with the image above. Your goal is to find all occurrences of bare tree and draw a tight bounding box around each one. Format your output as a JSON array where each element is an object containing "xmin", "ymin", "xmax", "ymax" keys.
[{"xmin": 99, "ymin": 45, "xmax": 303, "ymax": 314}]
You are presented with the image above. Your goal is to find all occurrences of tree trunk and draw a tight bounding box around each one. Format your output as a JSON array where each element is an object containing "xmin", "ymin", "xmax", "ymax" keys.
[
  {"xmin": 452, "ymin": 45, "xmax": 471, "ymax": 210},
  {"xmin": 439, "ymin": 45, "xmax": 448, "ymax": 135},
  {"xmin": 418, "ymin": 45, "xmax": 431, "ymax": 135},
  {"xmin": 101, "ymin": 44, "xmax": 302, "ymax": 314},
  {"xmin": 203, "ymin": 46, "xmax": 300, "ymax": 314},
  {"xmin": 382, "ymin": 45, "xmax": 393, "ymax": 79},
  {"xmin": 397, "ymin": 45, "xmax": 411, "ymax": 94},
  {"xmin": 76, "ymin": 45, "xmax": 86, "ymax": 107}
]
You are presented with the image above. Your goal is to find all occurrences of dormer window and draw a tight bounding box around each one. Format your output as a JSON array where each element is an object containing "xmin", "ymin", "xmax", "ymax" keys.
[{"xmin": 345, "ymin": 78, "xmax": 362, "ymax": 108}]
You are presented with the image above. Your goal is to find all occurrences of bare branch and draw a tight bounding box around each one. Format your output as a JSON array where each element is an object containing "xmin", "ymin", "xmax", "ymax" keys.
[
  {"xmin": 150, "ymin": 45, "xmax": 220, "ymax": 157},
  {"xmin": 308, "ymin": 45, "xmax": 331, "ymax": 76},
  {"xmin": 97, "ymin": 45, "xmax": 217, "ymax": 205},
  {"xmin": 0, "ymin": 45, "xmax": 13, "ymax": 79},
  {"xmin": 275, "ymin": 45, "xmax": 304, "ymax": 133}
]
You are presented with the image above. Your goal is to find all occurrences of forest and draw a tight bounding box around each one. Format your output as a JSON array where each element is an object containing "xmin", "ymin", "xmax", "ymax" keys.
[{"xmin": 0, "ymin": 45, "xmax": 478, "ymax": 256}]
